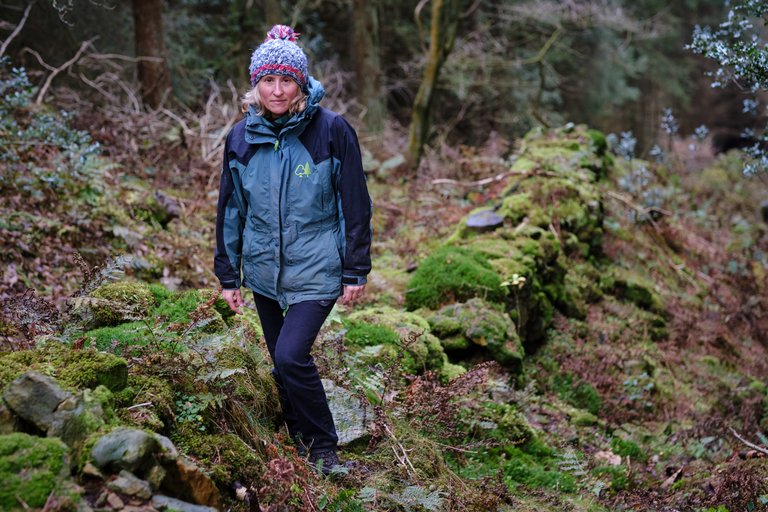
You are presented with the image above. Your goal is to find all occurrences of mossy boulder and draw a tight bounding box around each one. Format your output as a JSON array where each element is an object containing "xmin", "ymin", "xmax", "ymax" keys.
[
  {"xmin": 0, "ymin": 433, "xmax": 72, "ymax": 509},
  {"xmin": 0, "ymin": 343, "xmax": 128, "ymax": 393},
  {"xmin": 345, "ymin": 306, "xmax": 448, "ymax": 376},
  {"xmin": 429, "ymin": 298, "xmax": 524, "ymax": 373},
  {"xmin": 90, "ymin": 280, "xmax": 156, "ymax": 327},
  {"xmin": 169, "ymin": 424, "xmax": 261, "ymax": 489},
  {"xmin": 405, "ymin": 246, "xmax": 505, "ymax": 311}
]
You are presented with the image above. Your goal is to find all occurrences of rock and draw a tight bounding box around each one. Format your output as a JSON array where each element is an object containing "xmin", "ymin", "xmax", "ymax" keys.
[
  {"xmin": 107, "ymin": 470, "xmax": 153, "ymax": 500},
  {"xmin": 91, "ymin": 427, "xmax": 159, "ymax": 474},
  {"xmin": 152, "ymin": 495, "xmax": 219, "ymax": 512},
  {"xmin": 161, "ymin": 455, "xmax": 221, "ymax": 509},
  {"xmin": 0, "ymin": 433, "xmax": 71, "ymax": 510},
  {"xmin": 322, "ymin": 379, "xmax": 371, "ymax": 446},
  {"xmin": 429, "ymin": 298, "xmax": 524, "ymax": 373},
  {"xmin": 106, "ymin": 491, "xmax": 125, "ymax": 509},
  {"xmin": 49, "ymin": 388, "xmax": 107, "ymax": 452},
  {"xmin": 154, "ymin": 433, "xmax": 179, "ymax": 462},
  {"xmin": 153, "ymin": 190, "xmax": 181, "ymax": 226},
  {"xmin": 90, "ymin": 280, "xmax": 156, "ymax": 327},
  {"xmin": 0, "ymin": 401, "xmax": 18, "ymax": 434},
  {"xmin": 82, "ymin": 462, "xmax": 104, "ymax": 479},
  {"xmin": 3, "ymin": 371, "xmax": 71, "ymax": 432},
  {"xmin": 466, "ymin": 209, "xmax": 504, "ymax": 232},
  {"xmin": 145, "ymin": 463, "xmax": 167, "ymax": 490}
]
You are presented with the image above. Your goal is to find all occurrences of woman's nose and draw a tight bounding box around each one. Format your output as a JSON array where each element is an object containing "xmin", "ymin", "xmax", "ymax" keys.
[{"xmin": 273, "ymin": 82, "xmax": 284, "ymax": 95}]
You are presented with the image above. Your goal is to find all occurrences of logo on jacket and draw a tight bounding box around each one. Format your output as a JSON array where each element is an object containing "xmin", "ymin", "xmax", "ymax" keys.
[{"xmin": 295, "ymin": 162, "xmax": 312, "ymax": 178}]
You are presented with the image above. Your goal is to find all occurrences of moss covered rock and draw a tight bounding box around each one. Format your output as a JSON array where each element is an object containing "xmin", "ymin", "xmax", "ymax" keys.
[
  {"xmin": 0, "ymin": 433, "xmax": 72, "ymax": 509},
  {"xmin": 429, "ymin": 298, "xmax": 524, "ymax": 373},
  {"xmin": 405, "ymin": 246, "xmax": 505, "ymax": 311},
  {"xmin": 90, "ymin": 280, "xmax": 156, "ymax": 327},
  {"xmin": 0, "ymin": 343, "xmax": 127, "ymax": 393},
  {"xmin": 345, "ymin": 306, "xmax": 449, "ymax": 376}
]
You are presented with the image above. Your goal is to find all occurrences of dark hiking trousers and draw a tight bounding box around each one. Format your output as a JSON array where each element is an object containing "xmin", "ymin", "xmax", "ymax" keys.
[{"xmin": 252, "ymin": 292, "xmax": 338, "ymax": 452}]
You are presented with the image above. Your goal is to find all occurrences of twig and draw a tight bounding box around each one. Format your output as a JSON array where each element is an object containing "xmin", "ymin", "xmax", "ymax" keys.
[
  {"xmin": 126, "ymin": 401, "xmax": 153, "ymax": 410},
  {"xmin": 0, "ymin": 0, "xmax": 34, "ymax": 58},
  {"xmin": 22, "ymin": 39, "xmax": 96, "ymax": 104},
  {"xmin": 606, "ymin": 190, "xmax": 672, "ymax": 217},
  {"xmin": 431, "ymin": 169, "xmax": 560, "ymax": 187},
  {"xmin": 729, "ymin": 427, "xmax": 768, "ymax": 457}
]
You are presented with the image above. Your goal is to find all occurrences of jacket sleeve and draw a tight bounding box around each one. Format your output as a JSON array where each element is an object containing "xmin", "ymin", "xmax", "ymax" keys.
[
  {"xmin": 214, "ymin": 132, "xmax": 245, "ymax": 289},
  {"xmin": 332, "ymin": 115, "xmax": 372, "ymax": 286}
]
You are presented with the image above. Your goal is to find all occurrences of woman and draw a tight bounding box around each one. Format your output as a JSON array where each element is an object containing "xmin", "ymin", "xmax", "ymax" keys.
[{"xmin": 214, "ymin": 25, "xmax": 372, "ymax": 473}]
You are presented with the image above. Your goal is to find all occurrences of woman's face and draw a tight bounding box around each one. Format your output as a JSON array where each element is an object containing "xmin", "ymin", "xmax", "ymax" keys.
[{"xmin": 257, "ymin": 74, "xmax": 301, "ymax": 116}]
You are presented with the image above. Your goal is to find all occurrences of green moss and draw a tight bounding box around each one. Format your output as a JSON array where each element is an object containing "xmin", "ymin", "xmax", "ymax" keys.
[
  {"xmin": 609, "ymin": 269, "xmax": 665, "ymax": 314},
  {"xmin": 0, "ymin": 433, "xmax": 71, "ymax": 509},
  {"xmin": 83, "ymin": 321, "xmax": 152, "ymax": 353},
  {"xmin": 428, "ymin": 298, "xmax": 523, "ymax": 372},
  {"xmin": 171, "ymin": 423, "xmax": 262, "ymax": 487},
  {"xmin": 114, "ymin": 374, "xmax": 175, "ymax": 430},
  {"xmin": 592, "ymin": 465, "xmax": 631, "ymax": 492},
  {"xmin": 553, "ymin": 373, "xmax": 601, "ymax": 415},
  {"xmin": 90, "ymin": 280, "xmax": 156, "ymax": 327},
  {"xmin": 152, "ymin": 289, "xmax": 227, "ymax": 332},
  {"xmin": 344, "ymin": 321, "xmax": 401, "ymax": 346},
  {"xmin": 405, "ymin": 246, "xmax": 505, "ymax": 310},
  {"xmin": 610, "ymin": 437, "xmax": 647, "ymax": 462},
  {"xmin": 0, "ymin": 344, "xmax": 127, "ymax": 393}
]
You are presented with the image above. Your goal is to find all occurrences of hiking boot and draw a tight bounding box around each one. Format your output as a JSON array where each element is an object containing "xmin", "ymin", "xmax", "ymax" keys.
[{"xmin": 308, "ymin": 448, "xmax": 342, "ymax": 475}]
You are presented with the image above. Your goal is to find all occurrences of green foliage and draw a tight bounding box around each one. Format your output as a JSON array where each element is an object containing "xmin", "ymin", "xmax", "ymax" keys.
[
  {"xmin": 592, "ymin": 465, "xmax": 631, "ymax": 492},
  {"xmin": 405, "ymin": 246, "xmax": 505, "ymax": 310}
]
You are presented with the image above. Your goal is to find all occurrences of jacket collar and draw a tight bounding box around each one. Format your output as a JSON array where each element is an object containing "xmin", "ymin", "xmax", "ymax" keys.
[{"xmin": 244, "ymin": 76, "xmax": 325, "ymax": 144}]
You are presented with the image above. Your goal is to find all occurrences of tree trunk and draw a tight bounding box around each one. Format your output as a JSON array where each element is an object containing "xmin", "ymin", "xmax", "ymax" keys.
[
  {"xmin": 352, "ymin": 0, "xmax": 385, "ymax": 134},
  {"xmin": 407, "ymin": 0, "xmax": 462, "ymax": 168},
  {"xmin": 132, "ymin": 0, "xmax": 171, "ymax": 109}
]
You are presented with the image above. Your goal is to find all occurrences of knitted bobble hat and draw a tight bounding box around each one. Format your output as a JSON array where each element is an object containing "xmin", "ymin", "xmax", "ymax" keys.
[{"xmin": 248, "ymin": 25, "xmax": 308, "ymax": 91}]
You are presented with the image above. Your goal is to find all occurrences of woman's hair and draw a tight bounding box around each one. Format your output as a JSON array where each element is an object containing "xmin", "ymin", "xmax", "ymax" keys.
[{"xmin": 241, "ymin": 85, "xmax": 307, "ymax": 116}]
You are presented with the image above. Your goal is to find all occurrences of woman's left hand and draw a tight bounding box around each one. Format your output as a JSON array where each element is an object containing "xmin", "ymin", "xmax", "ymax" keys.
[{"xmin": 341, "ymin": 284, "xmax": 365, "ymax": 305}]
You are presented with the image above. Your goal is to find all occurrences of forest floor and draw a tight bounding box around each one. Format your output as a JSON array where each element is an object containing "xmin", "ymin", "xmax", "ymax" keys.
[{"xmin": 2, "ymin": 82, "xmax": 768, "ymax": 512}]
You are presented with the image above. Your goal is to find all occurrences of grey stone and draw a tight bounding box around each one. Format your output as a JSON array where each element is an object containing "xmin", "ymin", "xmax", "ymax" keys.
[
  {"xmin": 466, "ymin": 209, "xmax": 504, "ymax": 232},
  {"xmin": 0, "ymin": 401, "xmax": 18, "ymax": 434},
  {"xmin": 322, "ymin": 379, "xmax": 371, "ymax": 446},
  {"xmin": 49, "ymin": 388, "xmax": 106, "ymax": 450},
  {"xmin": 91, "ymin": 427, "xmax": 159, "ymax": 474},
  {"xmin": 145, "ymin": 463, "xmax": 167, "ymax": 490},
  {"xmin": 153, "ymin": 433, "xmax": 178, "ymax": 462},
  {"xmin": 107, "ymin": 470, "xmax": 152, "ymax": 500},
  {"xmin": 152, "ymin": 495, "xmax": 218, "ymax": 512},
  {"xmin": 3, "ymin": 371, "xmax": 71, "ymax": 431}
]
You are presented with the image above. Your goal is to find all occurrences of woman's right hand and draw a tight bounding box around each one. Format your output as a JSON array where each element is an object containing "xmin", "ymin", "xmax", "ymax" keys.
[{"xmin": 222, "ymin": 288, "xmax": 244, "ymax": 314}]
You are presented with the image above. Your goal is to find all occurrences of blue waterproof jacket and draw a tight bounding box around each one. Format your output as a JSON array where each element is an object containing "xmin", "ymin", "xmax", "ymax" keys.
[{"xmin": 214, "ymin": 77, "xmax": 372, "ymax": 308}]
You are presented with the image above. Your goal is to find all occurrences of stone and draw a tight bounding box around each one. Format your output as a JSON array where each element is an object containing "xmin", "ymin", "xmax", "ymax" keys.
[
  {"xmin": 107, "ymin": 470, "xmax": 152, "ymax": 500},
  {"xmin": 91, "ymin": 427, "xmax": 159, "ymax": 474},
  {"xmin": 154, "ymin": 433, "xmax": 179, "ymax": 462},
  {"xmin": 3, "ymin": 371, "xmax": 71, "ymax": 432},
  {"xmin": 145, "ymin": 463, "xmax": 167, "ymax": 490},
  {"xmin": 49, "ymin": 388, "xmax": 106, "ymax": 451},
  {"xmin": 107, "ymin": 491, "xmax": 125, "ymax": 509},
  {"xmin": 466, "ymin": 209, "xmax": 504, "ymax": 232},
  {"xmin": 152, "ymin": 495, "xmax": 219, "ymax": 512},
  {"xmin": 322, "ymin": 379, "xmax": 371, "ymax": 446},
  {"xmin": 0, "ymin": 401, "xmax": 18, "ymax": 434},
  {"xmin": 161, "ymin": 455, "xmax": 221, "ymax": 509},
  {"xmin": 429, "ymin": 298, "xmax": 524, "ymax": 373},
  {"xmin": 82, "ymin": 462, "xmax": 104, "ymax": 479},
  {"xmin": 0, "ymin": 433, "xmax": 71, "ymax": 510}
]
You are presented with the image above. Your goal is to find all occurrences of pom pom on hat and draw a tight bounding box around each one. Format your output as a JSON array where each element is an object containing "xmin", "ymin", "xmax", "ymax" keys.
[{"xmin": 249, "ymin": 24, "xmax": 308, "ymax": 90}]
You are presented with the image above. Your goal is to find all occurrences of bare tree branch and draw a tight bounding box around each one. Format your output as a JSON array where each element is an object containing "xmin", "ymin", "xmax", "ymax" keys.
[
  {"xmin": 0, "ymin": 0, "xmax": 35, "ymax": 58},
  {"xmin": 729, "ymin": 427, "xmax": 768, "ymax": 457},
  {"xmin": 22, "ymin": 39, "xmax": 96, "ymax": 105}
]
